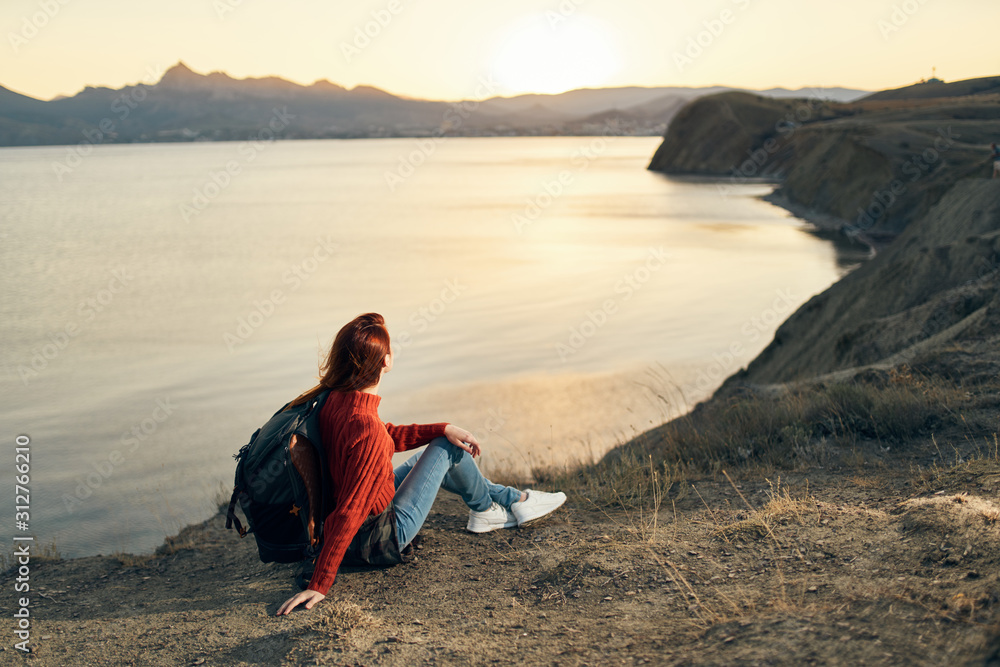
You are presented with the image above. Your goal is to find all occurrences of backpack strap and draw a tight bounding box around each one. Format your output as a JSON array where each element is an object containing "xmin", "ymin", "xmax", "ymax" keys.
[
  {"xmin": 225, "ymin": 486, "xmax": 248, "ymax": 537},
  {"xmin": 297, "ymin": 390, "xmax": 330, "ymax": 444},
  {"xmin": 289, "ymin": 434, "xmax": 323, "ymax": 547},
  {"xmin": 298, "ymin": 390, "xmax": 333, "ymax": 547}
]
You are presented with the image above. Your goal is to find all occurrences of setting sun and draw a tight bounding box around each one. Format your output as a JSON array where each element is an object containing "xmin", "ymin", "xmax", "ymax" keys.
[{"xmin": 492, "ymin": 15, "xmax": 623, "ymax": 95}]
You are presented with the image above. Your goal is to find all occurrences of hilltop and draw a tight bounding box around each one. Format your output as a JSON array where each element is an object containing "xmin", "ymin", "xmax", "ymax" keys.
[
  {"xmin": 865, "ymin": 76, "xmax": 1000, "ymax": 102},
  {"xmin": 648, "ymin": 75, "xmax": 1000, "ymax": 239}
]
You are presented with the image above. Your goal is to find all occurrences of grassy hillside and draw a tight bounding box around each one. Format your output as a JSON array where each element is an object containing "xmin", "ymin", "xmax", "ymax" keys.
[
  {"xmin": 863, "ymin": 75, "xmax": 1000, "ymax": 101},
  {"xmin": 726, "ymin": 179, "xmax": 1000, "ymax": 385}
]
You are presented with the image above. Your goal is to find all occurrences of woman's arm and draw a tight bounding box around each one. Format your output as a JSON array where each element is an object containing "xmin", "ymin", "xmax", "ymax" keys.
[
  {"xmin": 384, "ymin": 422, "xmax": 482, "ymax": 457},
  {"xmin": 277, "ymin": 589, "xmax": 324, "ymax": 615},
  {"xmin": 276, "ymin": 425, "xmax": 386, "ymax": 615},
  {"xmin": 384, "ymin": 421, "xmax": 449, "ymax": 452},
  {"xmin": 442, "ymin": 423, "xmax": 481, "ymax": 457}
]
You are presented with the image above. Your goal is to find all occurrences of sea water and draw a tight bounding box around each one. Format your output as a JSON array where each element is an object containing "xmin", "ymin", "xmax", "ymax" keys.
[{"xmin": 0, "ymin": 137, "xmax": 858, "ymax": 557}]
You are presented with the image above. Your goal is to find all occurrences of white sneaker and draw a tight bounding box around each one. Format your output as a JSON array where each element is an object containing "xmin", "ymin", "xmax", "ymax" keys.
[
  {"xmin": 511, "ymin": 490, "xmax": 566, "ymax": 526},
  {"xmin": 467, "ymin": 502, "xmax": 517, "ymax": 533}
]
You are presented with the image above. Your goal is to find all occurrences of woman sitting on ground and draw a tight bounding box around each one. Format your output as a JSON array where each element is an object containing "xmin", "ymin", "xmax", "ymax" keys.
[{"xmin": 276, "ymin": 312, "xmax": 565, "ymax": 615}]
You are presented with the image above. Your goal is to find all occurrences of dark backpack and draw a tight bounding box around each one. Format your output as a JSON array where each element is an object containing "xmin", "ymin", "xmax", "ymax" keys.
[{"xmin": 225, "ymin": 391, "xmax": 331, "ymax": 563}]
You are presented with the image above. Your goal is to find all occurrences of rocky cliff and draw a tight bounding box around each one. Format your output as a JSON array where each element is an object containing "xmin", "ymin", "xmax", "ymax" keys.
[
  {"xmin": 648, "ymin": 79, "xmax": 1000, "ymax": 239},
  {"xmin": 723, "ymin": 178, "xmax": 1000, "ymax": 385}
]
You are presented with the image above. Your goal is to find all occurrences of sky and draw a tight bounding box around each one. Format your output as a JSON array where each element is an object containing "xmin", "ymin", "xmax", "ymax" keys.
[{"xmin": 2, "ymin": 0, "xmax": 997, "ymax": 101}]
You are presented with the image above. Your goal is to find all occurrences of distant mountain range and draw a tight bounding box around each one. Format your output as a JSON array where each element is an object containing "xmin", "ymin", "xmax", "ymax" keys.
[{"xmin": 0, "ymin": 62, "xmax": 870, "ymax": 146}]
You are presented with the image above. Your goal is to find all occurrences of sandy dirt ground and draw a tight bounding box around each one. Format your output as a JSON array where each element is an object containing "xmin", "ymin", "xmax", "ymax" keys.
[{"xmin": 5, "ymin": 444, "xmax": 1000, "ymax": 666}]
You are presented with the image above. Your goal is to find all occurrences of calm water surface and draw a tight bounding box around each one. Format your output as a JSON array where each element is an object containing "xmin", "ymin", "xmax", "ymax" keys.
[{"xmin": 0, "ymin": 137, "xmax": 857, "ymax": 557}]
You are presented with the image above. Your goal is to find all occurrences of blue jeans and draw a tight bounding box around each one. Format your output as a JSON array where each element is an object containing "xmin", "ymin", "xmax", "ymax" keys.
[{"xmin": 392, "ymin": 437, "xmax": 522, "ymax": 548}]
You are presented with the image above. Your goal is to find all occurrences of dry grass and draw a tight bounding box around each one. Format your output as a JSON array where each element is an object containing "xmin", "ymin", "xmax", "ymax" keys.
[
  {"xmin": 35, "ymin": 539, "xmax": 61, "ymax": 562},
  {"xmin": 212, "ymin": 481, "xmax": 236, "ymax": 514},
  {"xmin": 911, "ymin": 432, "xmax": 1000, "ymax": 492},
  {"xmin": 535, "ymin": 449, "xmax": 685, "ymax": 514},
  {"xmin": 285, "ymin": 597, "xmax": 382, "ymax": 663},
  {"xmin": 848, "ymin": 474, "xmax": 886, "ymax": 489},
  {"xmin": 0, "ymin": 538, "xmax": 61, "ymax": 572},
  {"xmin": 631, "ymin": 475, "xmax": 820, "ymax": 631},
  {"xmin": 155, "ymin": 534, "xmax": 197, "ymax": 556},
  {"xmin": 714, "ymin": 478, "xmax": 817, "ymax": 541},
  {"xmin": 584, "ymin": 455, "xmax": 669, "ymax": 542},
  {"xmin": 528, "ymin": 367, "xmax": 967, "ymax": 518},
  {"xmin": 505, "ymin": 366, "xmax": 995, "ymax": 643},
  {"xmin": 609, "ymin": 366, "xmax": 966, "ymax": 477},
  {"xmin": 903, "ymin": 492, "xmax": 1000, "ymax": 529},
  {"xmin": 114, "ymin": 551, "xmax": 156, "ymax": 567}
]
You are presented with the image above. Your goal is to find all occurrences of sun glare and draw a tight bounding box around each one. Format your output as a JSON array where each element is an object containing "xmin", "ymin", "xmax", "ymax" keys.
[{"xmin": 492, "ymin": 16, "xmax": 623, "ymax": 95}]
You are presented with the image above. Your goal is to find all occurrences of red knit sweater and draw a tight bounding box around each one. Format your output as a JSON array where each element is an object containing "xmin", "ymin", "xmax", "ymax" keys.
[{"xmin": 307, "ymin": 390, "xmax": 448, "ymax": 596}]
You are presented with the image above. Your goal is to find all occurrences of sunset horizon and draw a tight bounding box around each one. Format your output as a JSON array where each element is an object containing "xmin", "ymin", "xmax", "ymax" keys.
[
  {"xmin": 3, "ymin": 0, "xmax": 995, "ymax": 101},
  {"xmin": 2, "ymin": 57, "xmax": 892, "ymax": 104}
]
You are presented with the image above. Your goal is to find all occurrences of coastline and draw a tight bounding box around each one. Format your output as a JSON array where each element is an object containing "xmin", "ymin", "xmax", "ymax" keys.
[{"xmin": 761, "ymin": 189, "xmax": 882, "ymax": 259}]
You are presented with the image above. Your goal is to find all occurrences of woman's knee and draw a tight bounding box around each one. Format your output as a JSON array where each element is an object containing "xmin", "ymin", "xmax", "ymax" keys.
[{"xmin": 428, "ymin": 436, "xmax": 466, "ymax": 465}]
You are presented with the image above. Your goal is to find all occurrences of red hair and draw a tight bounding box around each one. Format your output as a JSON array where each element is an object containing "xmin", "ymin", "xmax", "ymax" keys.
[{"xmin": 289, "ymin": 313, "xmax": 391, "ymax": 407}]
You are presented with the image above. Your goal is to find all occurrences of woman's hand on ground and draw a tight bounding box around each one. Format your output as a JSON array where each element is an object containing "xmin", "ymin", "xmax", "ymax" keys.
[
  {"xmin": 444, "ymin": 424, "xmax": 481, "ymax": 458},
  {"xmin": 276, "ymin": 589, "xmax": 325, "ymax": 616}
]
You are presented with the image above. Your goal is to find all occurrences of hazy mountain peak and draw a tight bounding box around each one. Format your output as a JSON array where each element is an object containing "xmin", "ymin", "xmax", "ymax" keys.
[
  {"xmin": 158, "ymin": 61, "xmax": 205, "ymax": 87},
  {"xmin": 206, "ymin": 70, "xmax": 237, "ymax": 82},
  {"xmin": 163, "ymin": 61, "xmax": 198, "ymax": 78},
  {"xmin": 349, "ymin": 84, "xmax": 395, "ymax": 98},
  {"xmin": 311, "ymin": 79, "xmax": 347, "ymax": 92}
]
